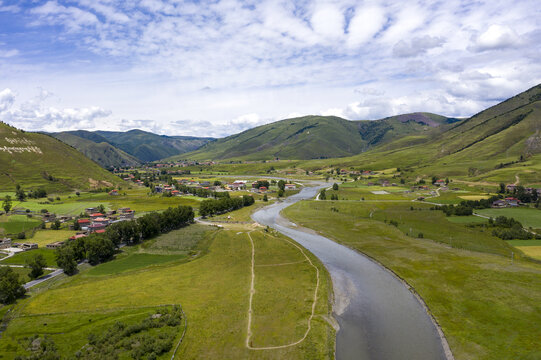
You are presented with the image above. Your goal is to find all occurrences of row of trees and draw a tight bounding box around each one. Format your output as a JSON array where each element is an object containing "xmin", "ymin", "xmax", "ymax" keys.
[
  {"xmin": 499, "ymin": 183, "xmax": 539, "ymax": 204},
  {"xmin": 55, "ymin": 205, "xmax": 195, "ymax": 275},
  {"xmin": 199, "ymin": 195, "xmax": 255, "ymax": 217}
]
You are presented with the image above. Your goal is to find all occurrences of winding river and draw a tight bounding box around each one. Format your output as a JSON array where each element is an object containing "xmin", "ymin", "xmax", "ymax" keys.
[{"xmin": 252, "ymin": 184, "xmax": 449, "ymax": 360}]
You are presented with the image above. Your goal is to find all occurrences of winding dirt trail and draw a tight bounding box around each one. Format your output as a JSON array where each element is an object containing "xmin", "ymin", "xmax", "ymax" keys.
[{"xmin": 245, "ymin": 231, "xmax": 320, "ymax": 350}]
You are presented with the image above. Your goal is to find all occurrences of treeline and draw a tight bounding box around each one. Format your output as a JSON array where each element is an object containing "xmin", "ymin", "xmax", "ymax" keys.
[
  {"xmin": 489, "ymin": 216, "xmax": 540, "ymax": 240},
  {"xmin": 199, "ymin": 195, "xmax": 254, "ymax": 217},
  {"xmin": 439, "ymin": 196, "xmax": 500, "ymax": 216},
  {"xmin": 56, "ymin": 205, "xmax": 194, "ymax": 275}
]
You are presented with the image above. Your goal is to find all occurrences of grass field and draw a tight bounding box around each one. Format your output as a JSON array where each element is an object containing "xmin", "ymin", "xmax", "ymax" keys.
[
  {"xmin": 28, "ymin": 229, "xmax": 76, "ymax": 247},
  {"xmin": 0, "ymin": 248, "xmax": 57, "ymax": 267},
  {"xmin": 476, "ymin": 207, "xmax": 541, "ymax": 228},
  {"xmin": 0, "ymin": 215, "xmax": 42, "ymax": 235},
  {"xmin": 4, "ymin": 266, "xmax": 53, "ymax": 282},
  {"xmin": 516, "ymin": 246, "xmax": 541, "ymax": 260},
  {"xmin": 446, "ymin": 215, "xmax": 488, "ymax": 224},
  {"xmin": 283, "ymin": 201, "xmax": 541, "ymax": 360},
  {"xmin": 0, "ymin": 225, "xmax": 334, "ymax": 359},
  {"xmin": 506, "ymin": 239, "xmax": 541, "ymax": 246}
]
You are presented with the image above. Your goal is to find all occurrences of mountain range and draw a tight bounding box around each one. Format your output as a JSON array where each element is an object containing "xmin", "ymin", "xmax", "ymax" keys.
[
  {"xmin": 48, "ymin": 129, "xmax": 214, "ymax": 167},
  {"xmin": 174, "ymin": 112, "xmax": 461, "ymax": 161}
]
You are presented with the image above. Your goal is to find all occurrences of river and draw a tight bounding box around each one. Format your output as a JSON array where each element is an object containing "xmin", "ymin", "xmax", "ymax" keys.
[{"xmin": 251, "ymin": 184, "xmax": 449, "ymax": 360}]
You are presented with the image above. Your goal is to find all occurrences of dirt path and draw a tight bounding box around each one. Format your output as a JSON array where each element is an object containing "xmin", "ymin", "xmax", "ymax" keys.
[
  {"xmin": 245, "ymin": 231, "xmax": 320, "ymax": 350},
  {"xmin": 514, "ymin": 174, "xmax": 520, "ymax": 185}
]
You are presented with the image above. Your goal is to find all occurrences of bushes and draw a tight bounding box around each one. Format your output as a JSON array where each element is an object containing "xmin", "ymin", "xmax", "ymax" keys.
[
  {"xmin": 488, "ymin": 216, "xmax": 540, "ymax": 240},
  {"xmin": 0, "ymin": 267, "xmax": 26, "ymax": 304},
  {"xmin": 199, "ymin": 196, "xmax": 254, "ymax": 217}
]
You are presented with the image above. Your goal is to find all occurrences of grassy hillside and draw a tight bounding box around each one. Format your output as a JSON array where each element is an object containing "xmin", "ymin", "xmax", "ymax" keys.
[
  {"xmin": 294, "ymin": 84, "xmax": 541, "ymax": 185},
  {"xmin": 181, "ymin": 113, "xmax": 455, "ymax": 161},
  {"xmin": 95, "ymin": 129, "xmax": 213, "ymax": 162},
  {"xmin": 50, "ymin": 131, "xmax": 141, "ymax": 168},
  {"xmin": 0, "ymin": 122, "xmax": 121, "ymax": 192}
]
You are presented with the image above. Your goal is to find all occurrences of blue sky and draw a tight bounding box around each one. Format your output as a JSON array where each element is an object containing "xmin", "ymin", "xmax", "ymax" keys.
[{"xmin": 0, "ymin": 0, "xmax": 540, "ymax": 137}]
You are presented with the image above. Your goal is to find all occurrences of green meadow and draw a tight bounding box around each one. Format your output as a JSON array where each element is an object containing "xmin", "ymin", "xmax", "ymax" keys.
[
  {"xmin": 0, "ymin": 215, "xmax": 42, "ymax": 235},
  {"xmin": 283, "ymin": 200, "xmax": 541, "ymax": 360},
  {"xmin": 476, "ymin": 207, "xmax": 541, "ymax": 228},
  {"xmin": 1, "ymin": 248, "xmax": 58, "ymax": 267},
  {"xmin": 0, "ymin": 225, "xmax": 334, "ymax": 359}
]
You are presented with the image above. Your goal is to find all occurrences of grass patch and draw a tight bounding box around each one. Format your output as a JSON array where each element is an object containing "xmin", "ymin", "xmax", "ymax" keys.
[
  {"xmin": 0, "ymin": 215, "xmax": 42, "ymax": 235},
  {"xmin": 446, "ymin": 215, "xmax": 488, "ymax": 224},
  {"xmin": 4, "ymin": 266, "xmax": 53, "ymax": 282},
  {"xmin": 87, "ymin": 253, "xmax": 186, "ymax": 276},
  {"xmin": 476, "ymin": 208, "xmax": 541, "ymax": 228},
  {"xmin": 29, "ymin": 229, "xmax": 76, "ymax": 247},
  {"xmin": 1, "ymin": 248, "xmax": 57, "ymax": 267},
  {"xmin": 516, "ymin": 246, "xmax": 541, "ymax": 260},
  {"xmin": 283, "ymin": 200, "xmax": 541, "ymax": 360},
  {"xmin": 1, "ymin": 228, "xmax": 334, "ymax": 359},
  {"xmin": 506, "ymin": 239, "xmax": 541, "ymax": 246}
]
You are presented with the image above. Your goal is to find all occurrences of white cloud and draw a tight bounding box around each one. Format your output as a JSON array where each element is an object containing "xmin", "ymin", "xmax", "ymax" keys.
[
  {"xmin": 0, "ymin": 0, "xmax": 538, "ymax": 137},
  {"xmin": 0, "ymin": 88, "xmax": 15, "ymax": 113},
  {"xmin": 347, "ymin": 5, "xmax": 386, "ymax": 47},
  {"xmin": 471, "ymin": 24, "xmax": 521, "ymax": 52},
  {"xmin": 311, "ymin": 4, "xmax": 345, "ymax": 41},
  {"xmin": 393, "ymin": 36, "xmax": 445, "ymax": 58}
]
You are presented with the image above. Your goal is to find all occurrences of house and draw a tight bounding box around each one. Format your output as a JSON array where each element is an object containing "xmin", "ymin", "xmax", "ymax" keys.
[
  {"xmin": 95, "ymin": 229, "xmax": 106, "ymax": 234},
  {"xmin": 362, "ymin": 170, "xmax": 373, "ymax": 176},
  {"xmin": 434, "ymin": 179, "xmax": 446, "ymax": 186},
  {"xmin": 492, "ymin": 200, "xmax": 507, "ymax": 208},
  {"xmin": 0, "ymin": 238, "xmax": 11, "ymax": 249},
  {"xmin": 20, "ymin": 243, "xmax": 38, "ymax": 251},
  {"xmin": 259, "ymin": 186, "xmax": 268, "ymax": 192},
  {"xmin": 506, "ymin": 184, "xmax": 516, "ymax": 192},
  {"xmin": 171, "ymin": 190, "xmax": 180, "ymax": 196},
  {"xmin": 88, "ymin": 223, "xmax": 106, "ymax": 233},
  {"xmin": 77, "ymin": 218, "xmax": 91, "ymax": 225},
  {"xmin": 93, "ymin": 217, "xmax": 110, "ymax": 225},
  {"xmin": 69, "ymin": 233, "xmax": 87, "ymax": 240},
  {"xmin": 284, "ymin": 184, "xmax": 296, "ymax": 190},
  {"xmin": 505, "ymin": 197, "xmax": 520, "ymax": 207},
  {"xmin": 85, "ymin": 207, "xmax": 97, "ymax": 214},
  {"xmin": 118, "ymin": 207, "xmax": 131, "ymax": 213},
  {"xmin": 381, "ymin": 180, "xmax": 390, "ymax": 187},
  {"xmin": 90, "ymin": 213, "xmax": 104, "ymax": 219},
  {"xmin": 340, "ymin": 169, "xmax": 348, "ymax": 175},
  {"xmin": 46, "ymin": 241, "xmax": 65, "ymax": 249},
  {"xmin": 108, "ymin": 189, "xmax": 119, "ymax": 196},
  {"xmin": 42, "ymin": 212, "xmax": 56, "ymax": 222}
]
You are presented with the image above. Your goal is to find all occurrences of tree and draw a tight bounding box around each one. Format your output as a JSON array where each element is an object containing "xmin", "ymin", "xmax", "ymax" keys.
[
  {"xmin": 445, "ymin": 177, "xmax": 450, "ymax": 185},
  {"xmin": 277, "ymin": 189, "xmax": 284, "ymax": 197},
  {"xmin": 2, "ymin": 195, "xmax": 12, "ymax": 213},
  {"xmin": 332, "ymin": 183, "xmax": 339, "ymax": 191},
  {"xmin": 319, "ymin": 189, "xmax": 326, "ymax": 200},
  {"xmin": 97, "ymin": 204, "xmax": 106, "ymax": 214},
  {"xmin": 51, "ymin": 219, "xmax": 61, "ymax": 230},
  {"xmin": 56, "ymin": 246, "xmax": 78, "ymax": 275},
  {"xmin": 26, "ymin": 253, "xmax": 47, "ymax": 280},
  {"xmin": 15, "ymin": 184, "xmax": 26, "ymax": 202},
  {"xmin": 277, "ymin": 180, "xmax": 285, "ymax": 191},
  {"xmin": 73, "ymin": 219, "xmax": 80, "ymax": 231},
  {"xmin": 499, "ymin": 182, "xmax": 506, "ymax": 194},
  {"xmin": 263, "ymin": 194, "xmax": 268, "ymax": 202},
  {"xmin": 0, "ymin": 267, "xmax": 26, "ymax": 304}
]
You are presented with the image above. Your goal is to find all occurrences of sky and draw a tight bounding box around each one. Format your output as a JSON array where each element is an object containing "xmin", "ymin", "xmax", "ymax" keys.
[{"xmin": 0, "ymin": 0, "xmax": 540, "ymax": 138}]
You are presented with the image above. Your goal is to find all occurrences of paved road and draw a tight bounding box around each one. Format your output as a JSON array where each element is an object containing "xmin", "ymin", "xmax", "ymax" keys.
[{"xmin": 23, "ymin": 268, "xmax": 64, "ymax": 289}]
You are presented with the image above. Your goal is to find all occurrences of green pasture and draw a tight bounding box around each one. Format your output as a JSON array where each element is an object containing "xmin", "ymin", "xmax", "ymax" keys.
[
  {"xmin": 476, "ymin": 208, "xmax": 541, "ymax": 228},
  {"xmin": 3, "ymin": 266, "xmax": 53, "ymax": 282},
  {"xmin": 445, "ymin": 216, "xmax": 488, "ymax": 224},
  {"xmin": 0, "ymin": 227, "xmax": 333, "ymax": 359},
  {"xmin": 1, "ymin": 248, "xmax": 57, "ymax": 267},
  {"xmin": 283, "ymin": 200, "xmax": 541, "ymax": 360},
  {"xmin": 29, "ymin": 229, "xmax": 76, "ymax": 247},
  {"xmin": 0, "ymin": 215, "xmax": 42, "ymax": 235}
]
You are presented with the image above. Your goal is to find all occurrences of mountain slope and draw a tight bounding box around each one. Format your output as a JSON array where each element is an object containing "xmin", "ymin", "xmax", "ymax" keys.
[
  {"xmin": 0, "ymin": 123, "xmax": 121, "ymax": 192},
  {"xmin": 50, "ymin": 131, "xmax": 141, "ymax": 168},
  {"xmin": 94, "ymin": 130, "xmax": 214, "ymax": 162},
  {"xmin": 180, "ymin": 113, "xmax": 458, "ymax": 161},
  {"xmin": 302, "ymin": 84, "xmax": 541, "ymax": 184}
]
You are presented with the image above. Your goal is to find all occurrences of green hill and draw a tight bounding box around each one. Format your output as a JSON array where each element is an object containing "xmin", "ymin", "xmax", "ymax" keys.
[
  {"xmin": 50, "ymin": 131, "xmax": 141, "ymax": 168},
  {"xmin": 180, "ymin": 113, "xmax": 457, "ymax": 161},
  {"xmin": 301, "ymin": 84, "xmax": 541, "ymax": 185},
  {"xmin": 0, "ymin": 123, "xmax": 122, "ymax": 192},
  {"xmin": 94, "ymin": 130, "xmax": 213, "ymax": 162}
]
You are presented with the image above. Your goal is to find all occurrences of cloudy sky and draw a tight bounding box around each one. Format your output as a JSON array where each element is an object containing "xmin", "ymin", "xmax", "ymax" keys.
[{"xmin": 0, "ymin": 0, "xmax": 540, "ymax": 137}]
